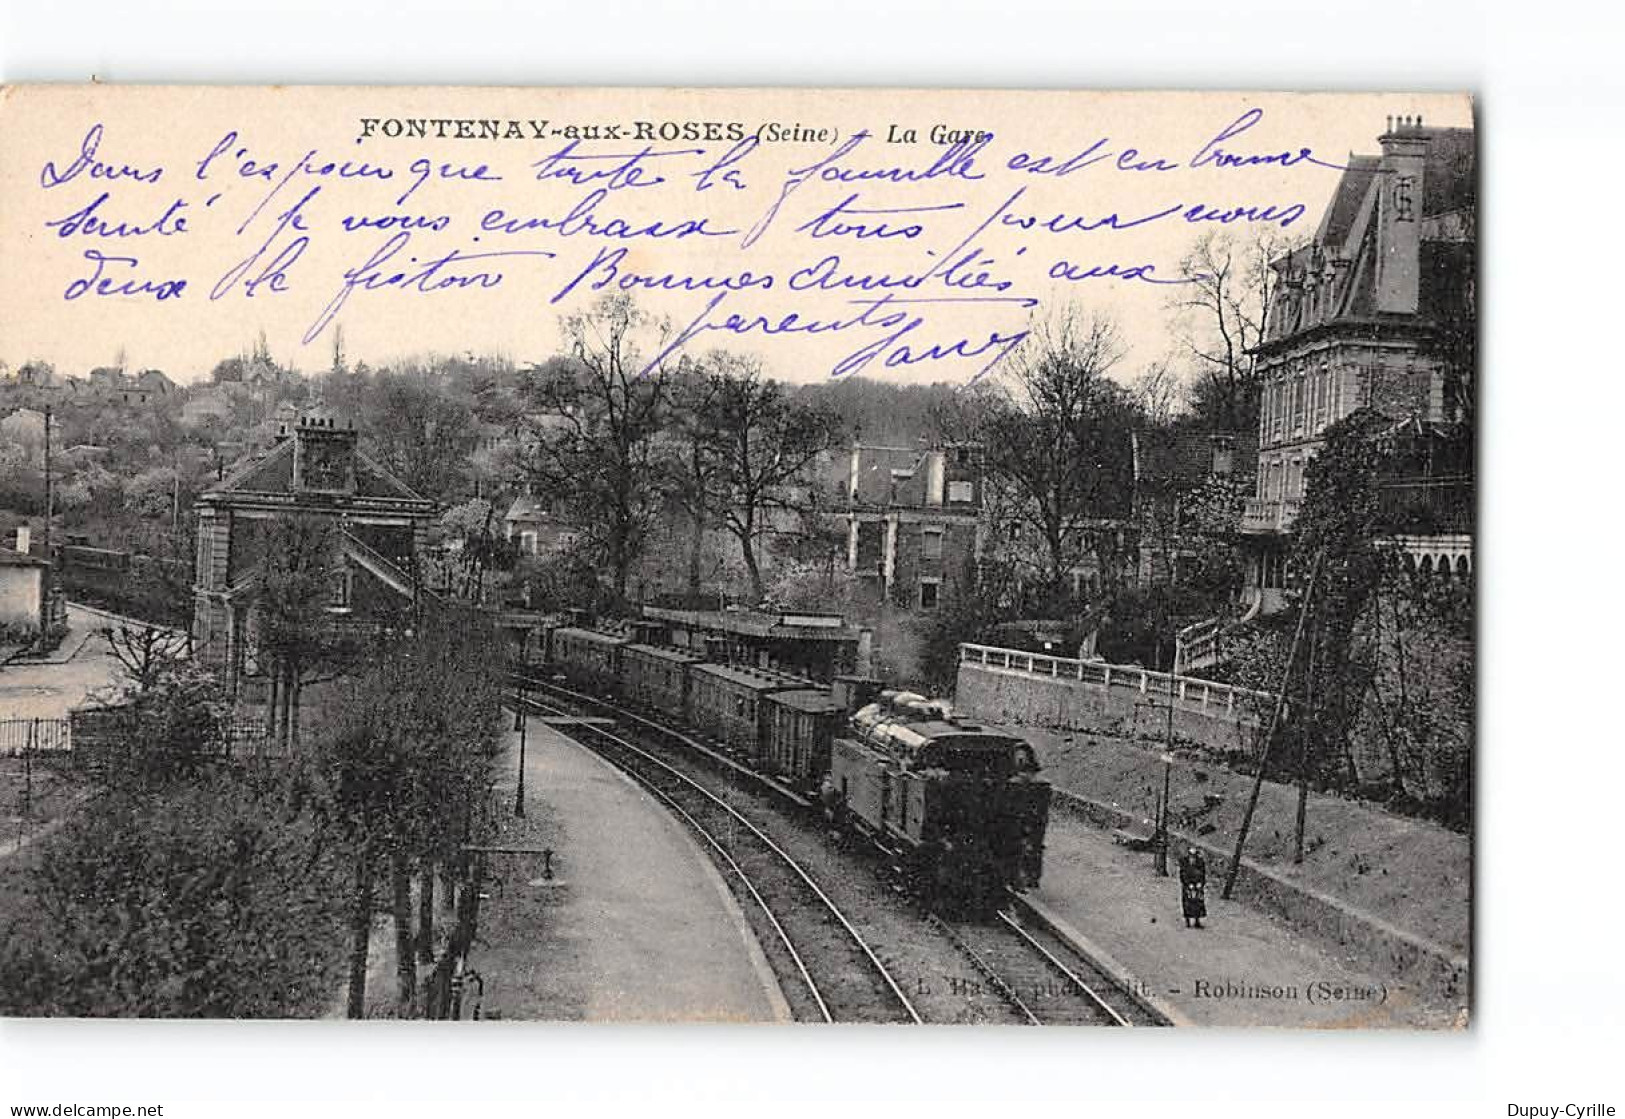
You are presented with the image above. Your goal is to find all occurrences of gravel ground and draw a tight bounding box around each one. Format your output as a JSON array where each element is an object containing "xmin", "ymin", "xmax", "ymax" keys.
[{"xmin": 1010, "ymin": 723, "xmax": 1470, "ymax": 957}]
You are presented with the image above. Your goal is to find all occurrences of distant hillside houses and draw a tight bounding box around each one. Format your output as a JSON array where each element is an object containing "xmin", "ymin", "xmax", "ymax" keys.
[{"xmin": 1, "ymin": 363, "xmax": 178, "ymax": 407}]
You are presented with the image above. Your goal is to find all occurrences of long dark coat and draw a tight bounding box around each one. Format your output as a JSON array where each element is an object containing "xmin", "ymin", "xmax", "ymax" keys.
[{"xmin": 1178, "ymin": 851, "xmax": 1207, "ymax": 920}]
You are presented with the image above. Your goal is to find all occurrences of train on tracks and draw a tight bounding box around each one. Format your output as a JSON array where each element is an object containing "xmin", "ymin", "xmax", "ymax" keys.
[{"xmin": 516, "ymin": 618, "xmax": 1052, "ymax": 916}]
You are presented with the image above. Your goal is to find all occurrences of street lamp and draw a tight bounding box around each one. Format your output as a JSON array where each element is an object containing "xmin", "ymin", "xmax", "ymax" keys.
[
  {"xmin": 514, "ymin": 628, "xmax": 530, "ymax": 818},
  {"xmin": 1154, "ymin": 750, "xmax": 1173, "ymax": 877}
]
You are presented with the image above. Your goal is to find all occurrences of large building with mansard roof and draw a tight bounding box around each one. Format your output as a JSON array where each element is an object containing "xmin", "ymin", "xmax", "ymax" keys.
[{"xmin": 1240, "ymin": 115, "xmax": 1475, "ymax": 614}]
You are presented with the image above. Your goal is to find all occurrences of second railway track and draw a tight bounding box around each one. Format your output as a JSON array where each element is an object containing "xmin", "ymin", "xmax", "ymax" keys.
[{"xmin": 930, "ymin": 908, "xmax": 1165, "ymax": 1026}]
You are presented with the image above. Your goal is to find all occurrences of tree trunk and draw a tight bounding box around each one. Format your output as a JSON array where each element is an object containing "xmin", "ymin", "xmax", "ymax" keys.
[
  {"xmin": 687, "ymin": 508, "xmax": 705, "ymax": 605},
  {"xmin": 392, "ymin": 850, "xmax": 416, "ymax": 1011},
  {"xmin": 417, "ymin": 856, "xmax": 436, "ymax": 963},
  {"xmin": 740, "ymin": 535, "xmax": 764, "ymax": 604},
  {"xmin": 345, "ymin": 844, "xmax": 375, "ymax": 1020},
  {"xmin": 1387, "ymin": 587, "xmax": 1412, "ymax": 799}
]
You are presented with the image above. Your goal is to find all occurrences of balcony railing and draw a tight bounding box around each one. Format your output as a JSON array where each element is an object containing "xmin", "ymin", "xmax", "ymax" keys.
[
  {"xmin": 1376, "ymin": 477, "xmax": 1474, "ymax": 535},
  {"xmin": 1242, "ymin": 479, "xmax": 1471, "ymax": 537},
  {"xmin": 1241, "ymin": 498, "xmax": 1300, "ymax": 533}
]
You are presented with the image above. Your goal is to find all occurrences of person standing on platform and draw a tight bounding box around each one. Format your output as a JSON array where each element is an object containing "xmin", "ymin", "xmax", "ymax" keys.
[{"xmin": 1179, "ymin": 846, "xmax": 1207, "ymax": 929}]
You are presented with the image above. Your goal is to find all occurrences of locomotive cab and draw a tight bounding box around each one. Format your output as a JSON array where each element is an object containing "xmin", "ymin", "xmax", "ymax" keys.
[{"xmin": 829, "ymin": 695, "xmax": 1051, "ymax": 917}]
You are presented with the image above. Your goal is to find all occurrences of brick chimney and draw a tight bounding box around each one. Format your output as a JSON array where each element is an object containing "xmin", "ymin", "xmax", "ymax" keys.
[{"xmin": 1375, "ymin": 114, "xmax": 1428, "ymax": 315}]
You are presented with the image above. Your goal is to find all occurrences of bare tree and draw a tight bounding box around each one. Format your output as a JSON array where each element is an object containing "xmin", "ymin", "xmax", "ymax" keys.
[
  {"xmin": 703, "ymin": 355, "xmax": 848, "ymax": 604},
  {"xmin": 664, "ymin": 362, "xmax": 724, "ymax": 606},
  {"xmin": 1169, "ymin": 227, "xmax": 1300, "ymax": 431},
  {"xmin": 1129, "ymin": 354, "xmax": 1184, "ymax": 425},
  {"xmin": 365, "ymin": 366, "xmax": 479, "ymax": 502},
  {"xmin": 103, "ymin": 623, "xmax": 191, "ymax": 693},
  {"xmin": 256, "ymin": 514, "xmax": 347, "ymax": 751},
  {"xmin": 944, "ymin": 306, "xmax": 1141, "ymax": 613},
  {"xmin": 518, "ymin": 295, "xmax": 675, "ymax": 607}
]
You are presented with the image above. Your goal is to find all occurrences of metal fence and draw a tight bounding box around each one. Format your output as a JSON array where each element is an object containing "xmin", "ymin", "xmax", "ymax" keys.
[{"xmin": 0, "ymin": 714, "xmax": 286, "ymax": 760}]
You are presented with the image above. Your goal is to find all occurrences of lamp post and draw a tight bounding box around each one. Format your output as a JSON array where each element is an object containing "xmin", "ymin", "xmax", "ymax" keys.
[
  {"xmin": 514, "ymin": 628, "xmax": 530, "ymax": 818},
  {"xmin": 1155, "ymin": 750, "xmax": 1173, "ymax": 877}
]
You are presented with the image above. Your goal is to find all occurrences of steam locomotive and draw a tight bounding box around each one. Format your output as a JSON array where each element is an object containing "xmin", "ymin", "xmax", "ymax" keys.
[{"xmin": 522, "ymin": 619, "xmax": 1051, "ymax": 916}]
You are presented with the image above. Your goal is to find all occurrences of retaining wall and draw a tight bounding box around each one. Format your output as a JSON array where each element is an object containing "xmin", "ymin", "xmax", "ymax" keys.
[{"xmin": 956, "ymin": 661, "xmax": 1259, "ymax": 755}]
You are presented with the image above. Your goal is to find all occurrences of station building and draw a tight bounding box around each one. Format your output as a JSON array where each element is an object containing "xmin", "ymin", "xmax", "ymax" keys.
[{"xmin": 190, "ymin": 407, "xmax": 435, "ymax": 692}]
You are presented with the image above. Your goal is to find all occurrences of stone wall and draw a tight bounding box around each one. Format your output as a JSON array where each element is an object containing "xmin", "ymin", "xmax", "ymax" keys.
[{"xmin": 955, "ymin": 660, "xmax": 1261, "ymax": 756}]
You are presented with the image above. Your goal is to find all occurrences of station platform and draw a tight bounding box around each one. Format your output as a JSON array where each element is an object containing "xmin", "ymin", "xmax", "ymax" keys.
[
  {"xmin": 464, "ymin": 717, "xmax": 790, "ymax": 1023},
  {"xmin": 1028, "ymin": 814, "xmax": 1462, "ymax": 1029}
]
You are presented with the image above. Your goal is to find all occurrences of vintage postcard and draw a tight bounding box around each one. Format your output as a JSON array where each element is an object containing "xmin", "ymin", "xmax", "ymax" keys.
[{"xmin": 0, "ymin": 85, "xmax": 1474, "ymax": 1027}]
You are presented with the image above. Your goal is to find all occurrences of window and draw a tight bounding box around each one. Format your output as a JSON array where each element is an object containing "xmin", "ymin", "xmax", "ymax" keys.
[
  {"xmin": 520, "ymin": 531, "xmax": 538, "ymax": 554},
  {"xmin": 947, "ymin": 480, "xmax": 974, "ymax": 503},
  {"xmin": 328, "ymin": 565, "xmax": 352, "ymax": 611},
  {"xmin": 922, "ymin": 527, "xmax": 944, "ymax": 561},
  {"xmin": 1211, "ymin": 439, "xmax": 1233, "ymax": 476},
  {"xmin": 919, "ymin": 580, "xmax": 940, "ymax": 610}
]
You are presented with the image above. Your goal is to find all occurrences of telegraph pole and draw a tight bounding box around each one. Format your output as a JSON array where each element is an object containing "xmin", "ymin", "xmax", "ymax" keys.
[
  {"xmin": 1152, "ymin": 637, "xmax": 1175, "ymax": 877},
  {"xmin": 42, "ymin": 404, "xmax": 52, "ymax": 559},
  {"xmin": 1223, "ymin": 549, "xmax": 1324, "ymax": 900}
]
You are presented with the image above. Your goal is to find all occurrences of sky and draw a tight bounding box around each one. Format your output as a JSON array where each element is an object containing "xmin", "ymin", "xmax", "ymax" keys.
[{"xmin": 0, "ymin": 87, "xmax": 1473, "ymax": 389}]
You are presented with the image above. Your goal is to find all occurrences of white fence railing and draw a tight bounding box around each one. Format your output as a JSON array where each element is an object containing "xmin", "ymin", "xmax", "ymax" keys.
[
  {"xmin": 958, "ymin": 642, "xmax": 1275, "ymax": 717},
  {"xmin": 0, "ymin": 718, "xmax": 72, "ymax": 754}
]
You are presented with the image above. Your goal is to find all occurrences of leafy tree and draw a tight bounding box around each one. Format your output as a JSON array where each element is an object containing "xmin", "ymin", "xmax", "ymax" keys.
[
  {"xmin": 364, "ymin": 366, "xmax": 480, "ymax": 502},
  {"xmin": 0, "ymin": 777, "xmax": 351, "ymax": 1017},
  {"xmin": 1287, "ymin": 408, "xmax": 1390, "ymax": 793},
  {"xmin": 318, "ymin": 609, "xmax": 504, "ymax": 1016}
]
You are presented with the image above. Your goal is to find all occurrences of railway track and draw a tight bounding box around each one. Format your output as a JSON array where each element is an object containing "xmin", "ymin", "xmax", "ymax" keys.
[
  {"xmin": 929, "ymin": 908, "xmax": 1166, "ymax": 1026},
  {"xmin": 512, "ymin": 668, "xmax": 1171, "ymax": 1027},
  {"xmin": 518, "ymin": 689, "xmax": 922, "ymax": 1025}
]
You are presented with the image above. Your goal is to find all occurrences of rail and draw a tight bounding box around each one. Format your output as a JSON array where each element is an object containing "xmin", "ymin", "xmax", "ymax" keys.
[{"xmin": 958, "ymin": 642, "xmax": 1274, "ymax": 716}]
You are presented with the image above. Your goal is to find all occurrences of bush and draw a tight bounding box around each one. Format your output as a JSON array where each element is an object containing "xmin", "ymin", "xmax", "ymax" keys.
[{"xmin": 0, "ymin": 774, "xmax": 351, "ymax": 1017}]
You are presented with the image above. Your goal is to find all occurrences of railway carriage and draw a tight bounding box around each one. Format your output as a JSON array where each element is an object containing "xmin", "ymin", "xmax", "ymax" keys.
[
  {"xmin": 621, "ymin": 642, "xmax": 705, "ymax": 721},
  {"xmin": 688, "ymin": 663, "xmax": 810, "ymax": 762},
  {"xmin": 761, "ymin": 688, "xmax": 845, "ymax": 794},
  {"xmin": 534, "ymin": 615, "xmax": 1051, "ymax": 917},
  {"xmin": 550, "ymin": 626, "xmax": 630, "ymax": 695}
]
